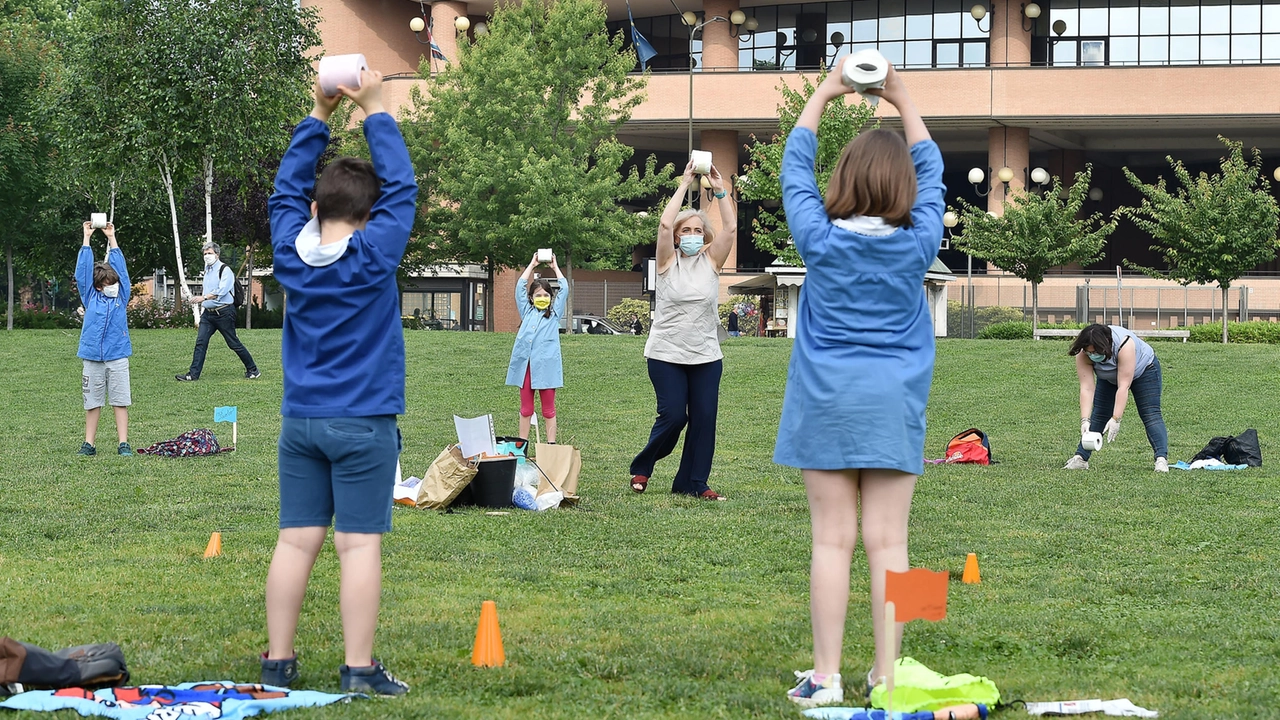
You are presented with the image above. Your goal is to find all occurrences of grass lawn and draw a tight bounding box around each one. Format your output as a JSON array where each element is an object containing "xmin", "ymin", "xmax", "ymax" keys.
[{"xmin": 0, "ymin": 330, "xmax": 1277, "ymax": 719}]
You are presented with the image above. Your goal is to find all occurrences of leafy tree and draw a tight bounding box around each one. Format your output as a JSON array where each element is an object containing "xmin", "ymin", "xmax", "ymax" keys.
[
  {"xmin": 1121, "ymin": 137, "xmax": 1280, "ymax": 343},
  {"xmin": 952, "ymin": 167, "xmax": 1115, "ymax": 332},
  {"xmin": 404, "ymin": 0, "xmax": 671, "ymax": 328},
  {"xmin": 0, "ymin": 0, "xmax": 58, "ymax": 329},
  {"xmin": 738, "ymin": 73, "xmax": 877, "ymax": 268}
]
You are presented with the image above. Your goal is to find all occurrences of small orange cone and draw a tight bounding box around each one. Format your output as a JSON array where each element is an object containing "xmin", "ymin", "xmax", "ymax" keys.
[
  {"xmin": 471, "ymin": 600, "xmax": 505, "ymax": 667},
  {"xmin": 962, "ymin": 553, "xmax": 980, "ymax": 584},
  {"xmin": 203, "ymin": 532, "xmax": 223, "ymax": 558}
]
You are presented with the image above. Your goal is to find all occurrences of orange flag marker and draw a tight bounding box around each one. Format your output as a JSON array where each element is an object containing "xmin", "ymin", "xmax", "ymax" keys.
[
  {"xmin": 471, "ymin": 600, "xmax": 505, "ymax": 667},
  {"xmin": 885, "ymin": 567, "xmax": 949, "ymax": 622},
  {"xmin": 962, "ymin": 553, "xmax": 981, "ymax": 584},
  {"xmin": 202, "ymin": 532, "xmax": 223, "ymax": 558}
]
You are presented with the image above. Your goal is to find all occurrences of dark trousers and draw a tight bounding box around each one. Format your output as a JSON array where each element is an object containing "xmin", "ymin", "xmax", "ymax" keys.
[
  {"xmin": 1077, "ymin": 358, "xmax": 1168, "ymax": 460},
  {"xmin": 630, "ymin": 358, "xmax": 722, "ymax": 495},
  {"xmin": 188, "ymin": 305, "xmax": 256, "ymax": 378}
]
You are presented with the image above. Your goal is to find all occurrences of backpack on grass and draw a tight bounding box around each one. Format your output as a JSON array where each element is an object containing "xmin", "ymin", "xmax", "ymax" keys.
[
  {"xmin": 136, "ymin": 428, "xmax": 230, "ymax": 457},
  {"xmin": 0, "ymin": 637, "xmax": 129, "ymax": 696},
  {"xmin": 943, "ymin": 428, "xmax": 993, "ymax": 465}
]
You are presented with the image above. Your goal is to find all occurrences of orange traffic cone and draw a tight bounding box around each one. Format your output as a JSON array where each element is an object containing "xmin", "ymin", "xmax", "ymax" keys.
[
  {"xmin": 962, "ymin": 553, "xmax": 980, "ymax": 584},
  {"xmin": 203, "ymin": 532, "xmax": 223, "ymax": 558},
  {"xmin": 471, "ymin": 600, "xmax": 505, "ymax": 667}
]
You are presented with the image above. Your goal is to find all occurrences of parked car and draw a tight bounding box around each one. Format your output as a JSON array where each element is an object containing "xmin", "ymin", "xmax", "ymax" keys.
[{"xmin": 564, "ymin": 315, "xmax": 627, "ymax": 335}]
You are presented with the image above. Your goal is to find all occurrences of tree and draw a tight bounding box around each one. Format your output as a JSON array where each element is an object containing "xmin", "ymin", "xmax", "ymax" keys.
[
  {"xmin": 739, "ymin": 73, "xmax": 877, "ymax": 268},
  {"xmin": 0, "ymin": 0, "xmax": 58, "ymax": 329},
  {"xmin": 1121, "ymin": 137, "xmax": 1280, "ymax": 344},
  {"xmin": 403, "ymin": 0, "xmax": 671, "ymax": 329},
  {"xmin": 952, "ymin": 167, "xmax": 1115, "ymax": 332}
]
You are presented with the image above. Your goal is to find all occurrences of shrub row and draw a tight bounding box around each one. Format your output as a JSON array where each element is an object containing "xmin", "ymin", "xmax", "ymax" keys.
[{"xmin": 977, "ymin": 322, "xmax": 1087, "ymax": 340}]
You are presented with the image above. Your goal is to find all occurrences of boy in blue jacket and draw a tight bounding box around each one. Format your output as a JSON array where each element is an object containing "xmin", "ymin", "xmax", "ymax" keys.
[
  {"xmin": 75, "ymin": 220, "xmax": 133, "ymax": 457},
  {"xmin": 259, "ymin": 69, "xmax": 416, "ymax": 696}
]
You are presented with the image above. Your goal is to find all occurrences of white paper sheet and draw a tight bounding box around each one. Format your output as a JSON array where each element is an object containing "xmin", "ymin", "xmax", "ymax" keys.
[{"xmin": 454, "ymin": 414, "xmax": 495, "ymax": 459}]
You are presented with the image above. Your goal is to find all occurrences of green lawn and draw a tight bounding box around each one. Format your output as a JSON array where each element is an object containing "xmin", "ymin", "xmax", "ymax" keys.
[{"xmin": 0, "ymin": 330, "xmax": 1277, "ymax": 719}]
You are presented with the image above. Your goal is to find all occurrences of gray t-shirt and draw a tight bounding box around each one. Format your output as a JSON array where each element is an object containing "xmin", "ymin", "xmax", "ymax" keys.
[
  {"xmin": 1092, "ymin": 325, "xmax": 1156, "ymax": 382},
  {"xmin": 644, "ymin": 251, "xmax": 723, "ymax": 365}
]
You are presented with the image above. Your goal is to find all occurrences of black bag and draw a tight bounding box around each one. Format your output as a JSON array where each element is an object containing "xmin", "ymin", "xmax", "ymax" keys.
[
  {"xmin": 220, "ymin": 265, "xmax": 245, "ymax": 309},
  {"xmin": 1192, "ymin": 429, "xmax": 1262, "ymax": 467},
  {"xmin": 0, "ymin": 637, "xmax": 129, "ymax": 696}
]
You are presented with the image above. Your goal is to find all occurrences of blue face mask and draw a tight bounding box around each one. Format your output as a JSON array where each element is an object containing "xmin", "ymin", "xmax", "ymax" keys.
[
  {"xmin": 1087, "ymin": 352, "xmax": 1107, "ymax": 363},
  {"xmin": 679, "ymin": 235, "xmax": 704, "ymax": 256}
]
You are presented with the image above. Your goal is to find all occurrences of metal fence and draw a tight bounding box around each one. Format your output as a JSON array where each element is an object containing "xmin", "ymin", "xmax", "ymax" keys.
[{"xmin": 568, "ymin": 279, "xmax": 646, "ymax": 317}]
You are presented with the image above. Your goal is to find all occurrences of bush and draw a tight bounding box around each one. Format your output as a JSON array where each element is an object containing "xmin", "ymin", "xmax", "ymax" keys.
[
  {"xmin": 3, "ymin": 305, "xmax": 80, "ymax": 329},
  {"xmin": 946, "ymin": 301, "xmax": 1025, "ymax": 338},
  {"xmin": 606, "ymin": 297, "xmax": 651, "ymax": 335},
  {"xmin": 1189, "ymin": 321, "xmax": 1280, "ymax": 343},
  {"xmin": 239, "ymin": 303, "xmax": 284, "ymax": 329},
  {"xmin": 127, "ymin": 297, "xmax": 194, "ymax": 329},
  {"xmin": 718, "ymin": 295, "xmax": 760, "ymax": 337},
  {"xmin": 978, "ymin": 321, "xmax": 1032, "ymax": 339}
]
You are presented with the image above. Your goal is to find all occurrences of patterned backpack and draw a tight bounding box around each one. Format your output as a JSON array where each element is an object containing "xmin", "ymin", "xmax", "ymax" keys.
[{"xmin": 136, "ymin": 428, "xmax": 228, "ymax": 457}]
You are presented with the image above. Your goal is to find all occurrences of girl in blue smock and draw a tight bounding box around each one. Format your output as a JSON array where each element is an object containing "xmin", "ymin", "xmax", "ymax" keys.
[
  {"xmin": 777, "ymin": 61, "xmax": 945, "ymax": 708},
  {"xmin": 506, "ymin": 252, "xmax": 567, "ymax": 443}
]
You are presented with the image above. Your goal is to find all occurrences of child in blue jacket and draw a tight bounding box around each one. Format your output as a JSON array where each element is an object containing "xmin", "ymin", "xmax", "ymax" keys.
[
  {"xmin": 75, "ymin": 221, "xmax": 132, "ymax": 457},
  {"xmin": 260, "ymin": 70, "xmax": 416, "ymax": 696},
  {"xmin": 506, "ymin": 252, "xmax": 567, "ymax": 443}
]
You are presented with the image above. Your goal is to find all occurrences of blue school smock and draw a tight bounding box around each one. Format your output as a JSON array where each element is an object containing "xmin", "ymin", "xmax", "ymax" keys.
[
  {"xmin": 76, "ymin": 246, "xmax": 132, "ymax": 362},
  {"xmin": 505, "ymin": 278, "xmax": 567, "ymax": 389},
  {"xmin": 772, "ymin": 127, "xmax": 946, "ymax": 475}
]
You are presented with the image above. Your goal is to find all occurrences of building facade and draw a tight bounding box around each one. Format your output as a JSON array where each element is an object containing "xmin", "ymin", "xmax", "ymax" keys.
[{"xmin": 308, "ymin": 0, "xmax": 1280, "ymax": 332}]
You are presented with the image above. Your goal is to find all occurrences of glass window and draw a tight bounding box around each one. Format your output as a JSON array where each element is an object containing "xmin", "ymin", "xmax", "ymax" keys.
[
  {"xmin": 1082, "ymin": 38, "xmax": 1107, "ymax": 62},
  {"xmin": 1202, "ymin": 33, "xmax": 1231, "ymax": 60},
  {"xmin": 854, "ymin": 17, "xmax": 879, "ymax": 40},
  {"xmin": 907, "ymin": 13, "xmax": 933, "ymax": 38},
  {"xmin": 1170, "ymin": 34, "xmax": 1199, "ymax": 60},
  {"xmin": 1140, "ymin": 34, "xmax": 1169, "ymax": 61},
  {"xmin": 934, "ymin": 8, "xmax": 962, "ymax": 37},
  {"xmin": 829, "ymin": 2, "xmax": 852, "ymax": 22},
  {"xmin": 1111, "ymin": 6, "xmax": 1139, "ymax": 34},
  {"xmin": 1264, "ymin": 32, "xmax": 1280, "ymax": 60},
  {"xmin": 1170, "ymin": 2, "xmax": 1199, "ymax": 33},
  {"xmin": 1112, "ymin": 35, "xmax": 1139, "ymax": 61},
  {"xmin": 880, "ymin": 15, "xmax": 906, "ymax": 39},
  {"xmin": 1233, "ymin": 4, "xmax": 1262, "ymax": 33},
  {"xmin": 1080, "ymin": 0, "xmax": 1110, "ymax": 34},
  {"xmin": 1200, "ymin": 1, "xmax": 1230, "ymax": 34},
  {"xmin": 1139, "ymin": 3, "xmax": 1169, "ymax": 34},
  {"xmin": 1051, "ymin": 7, "xmax": 1080, "ymax": 35},
  {"xmin": 906, "ymin": 39, "xmax": 933, "ymax": 64},
  {"xmin": 1054, "ymin": 39, "xmax": 1080, "ymax": 62},
  {"xmin": 964, "ymin": 40, "xmax": 987, "ymax": 64},
  {"xmin": 1233, "ymin": 32, "xmax": 1261, "ymax": 60},
  {"xmin": 936, "ymin": 40, "xmax": 961, "ymax": 65},
  {"xmin": 1265, "ymin": 4, "xmax": 1280, "ymax": 32},
  {"xmin": 879, "ymin": 40, "xmax": 906, "ymax": 63}
]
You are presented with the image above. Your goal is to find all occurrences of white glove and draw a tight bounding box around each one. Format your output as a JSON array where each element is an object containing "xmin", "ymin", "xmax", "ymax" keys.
[
  {"xmin": 1081, "ymin": 418, "xmax": 1091, "ymax": 436},
  {"xmin": 1104, "ymin": 417, "xmax": 1121, "ymax": 443}
]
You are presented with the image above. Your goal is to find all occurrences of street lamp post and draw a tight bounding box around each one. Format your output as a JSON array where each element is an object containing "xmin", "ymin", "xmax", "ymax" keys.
[{"xmin": 683, "ymin": 12, "xmax": 728, "ymax": 204}]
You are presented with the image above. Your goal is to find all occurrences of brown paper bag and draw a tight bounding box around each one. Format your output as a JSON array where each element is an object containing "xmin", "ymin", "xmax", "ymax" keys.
[
  {"xmin": 534, "ymin": 442, "xmax": 580, "ymax": 505},
  {"xmin": 418, "ymin": 445, "xmax": 478, "ymax": 509}
]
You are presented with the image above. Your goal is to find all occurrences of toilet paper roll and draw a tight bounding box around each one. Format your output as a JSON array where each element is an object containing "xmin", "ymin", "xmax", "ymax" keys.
[
  {"xmin": 318, "ymin": 54, "xmax": 368, "ymax": 98},
  {"xmin": 90, "ymin": 213, "xmax": 108, "ymax": 229},
  {"xmin": 690, "ymin": 150, "xmax": 713, "ymax": 175},
  {"xmin": 1082, "ymin": 432, "xmax": 1104, "ymax": 451},
  {"xmin": 537, "ymin": 248, "xmax": 553, "ymax": 263},
  {"xmin": 841, "ymin": 48, "xmax": 889, "ymax": 107}
]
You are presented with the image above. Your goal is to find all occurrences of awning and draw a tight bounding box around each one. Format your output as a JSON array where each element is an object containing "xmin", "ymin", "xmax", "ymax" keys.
[{"xmin": 727, "ymin": 273, "xmax": 777, "ymax": 295}]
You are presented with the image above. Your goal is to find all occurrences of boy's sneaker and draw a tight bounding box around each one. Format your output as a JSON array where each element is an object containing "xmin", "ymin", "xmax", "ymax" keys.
[
  {"xmin": 118, "ymin": 442, "xmax": 133, "ymax": 456},
  {"xmin": 786, "ymin": 670, "xmax": 842, "ymax": 707},
  {"xmin": 260, "ymin": 654, "xmax": 299, "ymax": 688},
  {"xmin": 77, "ymin": 442, "xmax": 96, "ymax": 456},
  {"xmin": 175, "ymin": 373, "xmax": 198, "ymax": 382},
  {"xmin": 1155, "ymin": 457, "xmax": 1169, "ymax": 472},
  {"xmin": 1063, "ymin": 455, "xmax": 1089, "ymax": 470},
  {"xmin": 246, "ymin": 369, "xmax": 261, "ymax": 379},
  {"xmin": 339, "ymin": 662, "xmax": 409, "ymax": 696}
]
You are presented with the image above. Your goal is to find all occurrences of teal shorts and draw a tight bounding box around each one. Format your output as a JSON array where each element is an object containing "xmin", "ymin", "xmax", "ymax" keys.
[{"xmin": 277, "ymin": 415, "xmax": 400, "ymax": 533}]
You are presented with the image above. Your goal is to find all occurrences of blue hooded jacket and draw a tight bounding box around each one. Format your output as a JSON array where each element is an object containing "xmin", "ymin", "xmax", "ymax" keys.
[{"xmin": 76, "ymin": 246, "xmax": 132, "ymax": 362}]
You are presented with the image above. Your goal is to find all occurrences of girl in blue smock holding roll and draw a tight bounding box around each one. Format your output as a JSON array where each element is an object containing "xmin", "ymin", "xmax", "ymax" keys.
[
  {"xmin": 506, "ymin": 252, "xmax": 567, "ymax": 443},
  {"xmin": 777, "ymin": 60, "xmax": 945, "ymax": 708}
]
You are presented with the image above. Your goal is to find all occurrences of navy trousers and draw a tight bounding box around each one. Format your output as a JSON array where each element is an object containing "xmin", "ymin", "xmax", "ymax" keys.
[{"xmin": 630, "ymin": 358, "xmax": 723, "ymax": 495}]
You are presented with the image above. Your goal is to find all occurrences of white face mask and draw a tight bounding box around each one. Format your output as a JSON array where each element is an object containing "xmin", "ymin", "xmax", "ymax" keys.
[
  {"xmin": 204, "ymin": 254, "xmax": 216, "ymax": 266},
  {"xmin": 101, "ymin": 283, "xmax": 120, "ymax": 298}
]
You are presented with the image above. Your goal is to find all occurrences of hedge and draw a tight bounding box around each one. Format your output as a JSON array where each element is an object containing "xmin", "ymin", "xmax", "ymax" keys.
[{"xmin": 1189, "ymin": 321, "xmax": 1280, "ymax": 343}]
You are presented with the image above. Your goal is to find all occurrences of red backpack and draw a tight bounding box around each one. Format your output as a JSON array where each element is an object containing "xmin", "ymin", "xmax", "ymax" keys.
[{"xmin": 944, "ymin": 428, "xmax": 993, "ymax": 465}]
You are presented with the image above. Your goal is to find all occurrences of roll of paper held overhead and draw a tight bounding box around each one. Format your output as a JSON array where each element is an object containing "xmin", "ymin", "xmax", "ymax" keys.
[
  {"xmin": 690, "ymin": 150, "xmax": 713, "ymax": 175},
  {"xmin": 841, "ymin": 48, "xmax": 889, "ymax": 106},
  {"xmin": 537, "ymin": 248, "xmax": 553, "ymax": 263},
  {"xmin": 90, "ymin": 213, "xmax": 108, "ymax": 229},
  {"xmin": 318, "ymin": 54, "xmax": 368, "ymax": 98}
]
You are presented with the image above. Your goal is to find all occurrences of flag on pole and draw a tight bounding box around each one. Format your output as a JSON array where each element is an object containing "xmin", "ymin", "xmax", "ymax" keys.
[
  {"xmin": 627, "ymin": 0, "xmax": 657, "ymax": 68},
  {"xmin": 214, "ymin": 406, "xmax": 238, "ymax": 423},
  {"xmin": 426, "ymin": 18, "xmax": 448, "ymax": 62}
]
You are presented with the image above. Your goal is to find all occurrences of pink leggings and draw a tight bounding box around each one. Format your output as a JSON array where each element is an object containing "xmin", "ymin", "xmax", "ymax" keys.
[{"xmin": 520, "ymin": 366, "xmax": 556, "ymax": 418}]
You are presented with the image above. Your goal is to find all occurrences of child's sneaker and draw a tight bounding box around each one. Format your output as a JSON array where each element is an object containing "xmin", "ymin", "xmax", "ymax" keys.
[
  {"xmin": 78, "ymin": 442, "xmax": 96, "ymax": 456},
  {"xmin": 339, "ymin": 662, "xmax": 408, "ymax": 696},
  {"xmin": 118, "ymin": 442, "xmax": 133, "ymax": 456},
  {"xmin": 260, "ymin": 654, "xmax": 299, "ymax": 688},
  {"xmin": 786, "ymin": 670, "xmax": 842, "ymax": 707}
]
